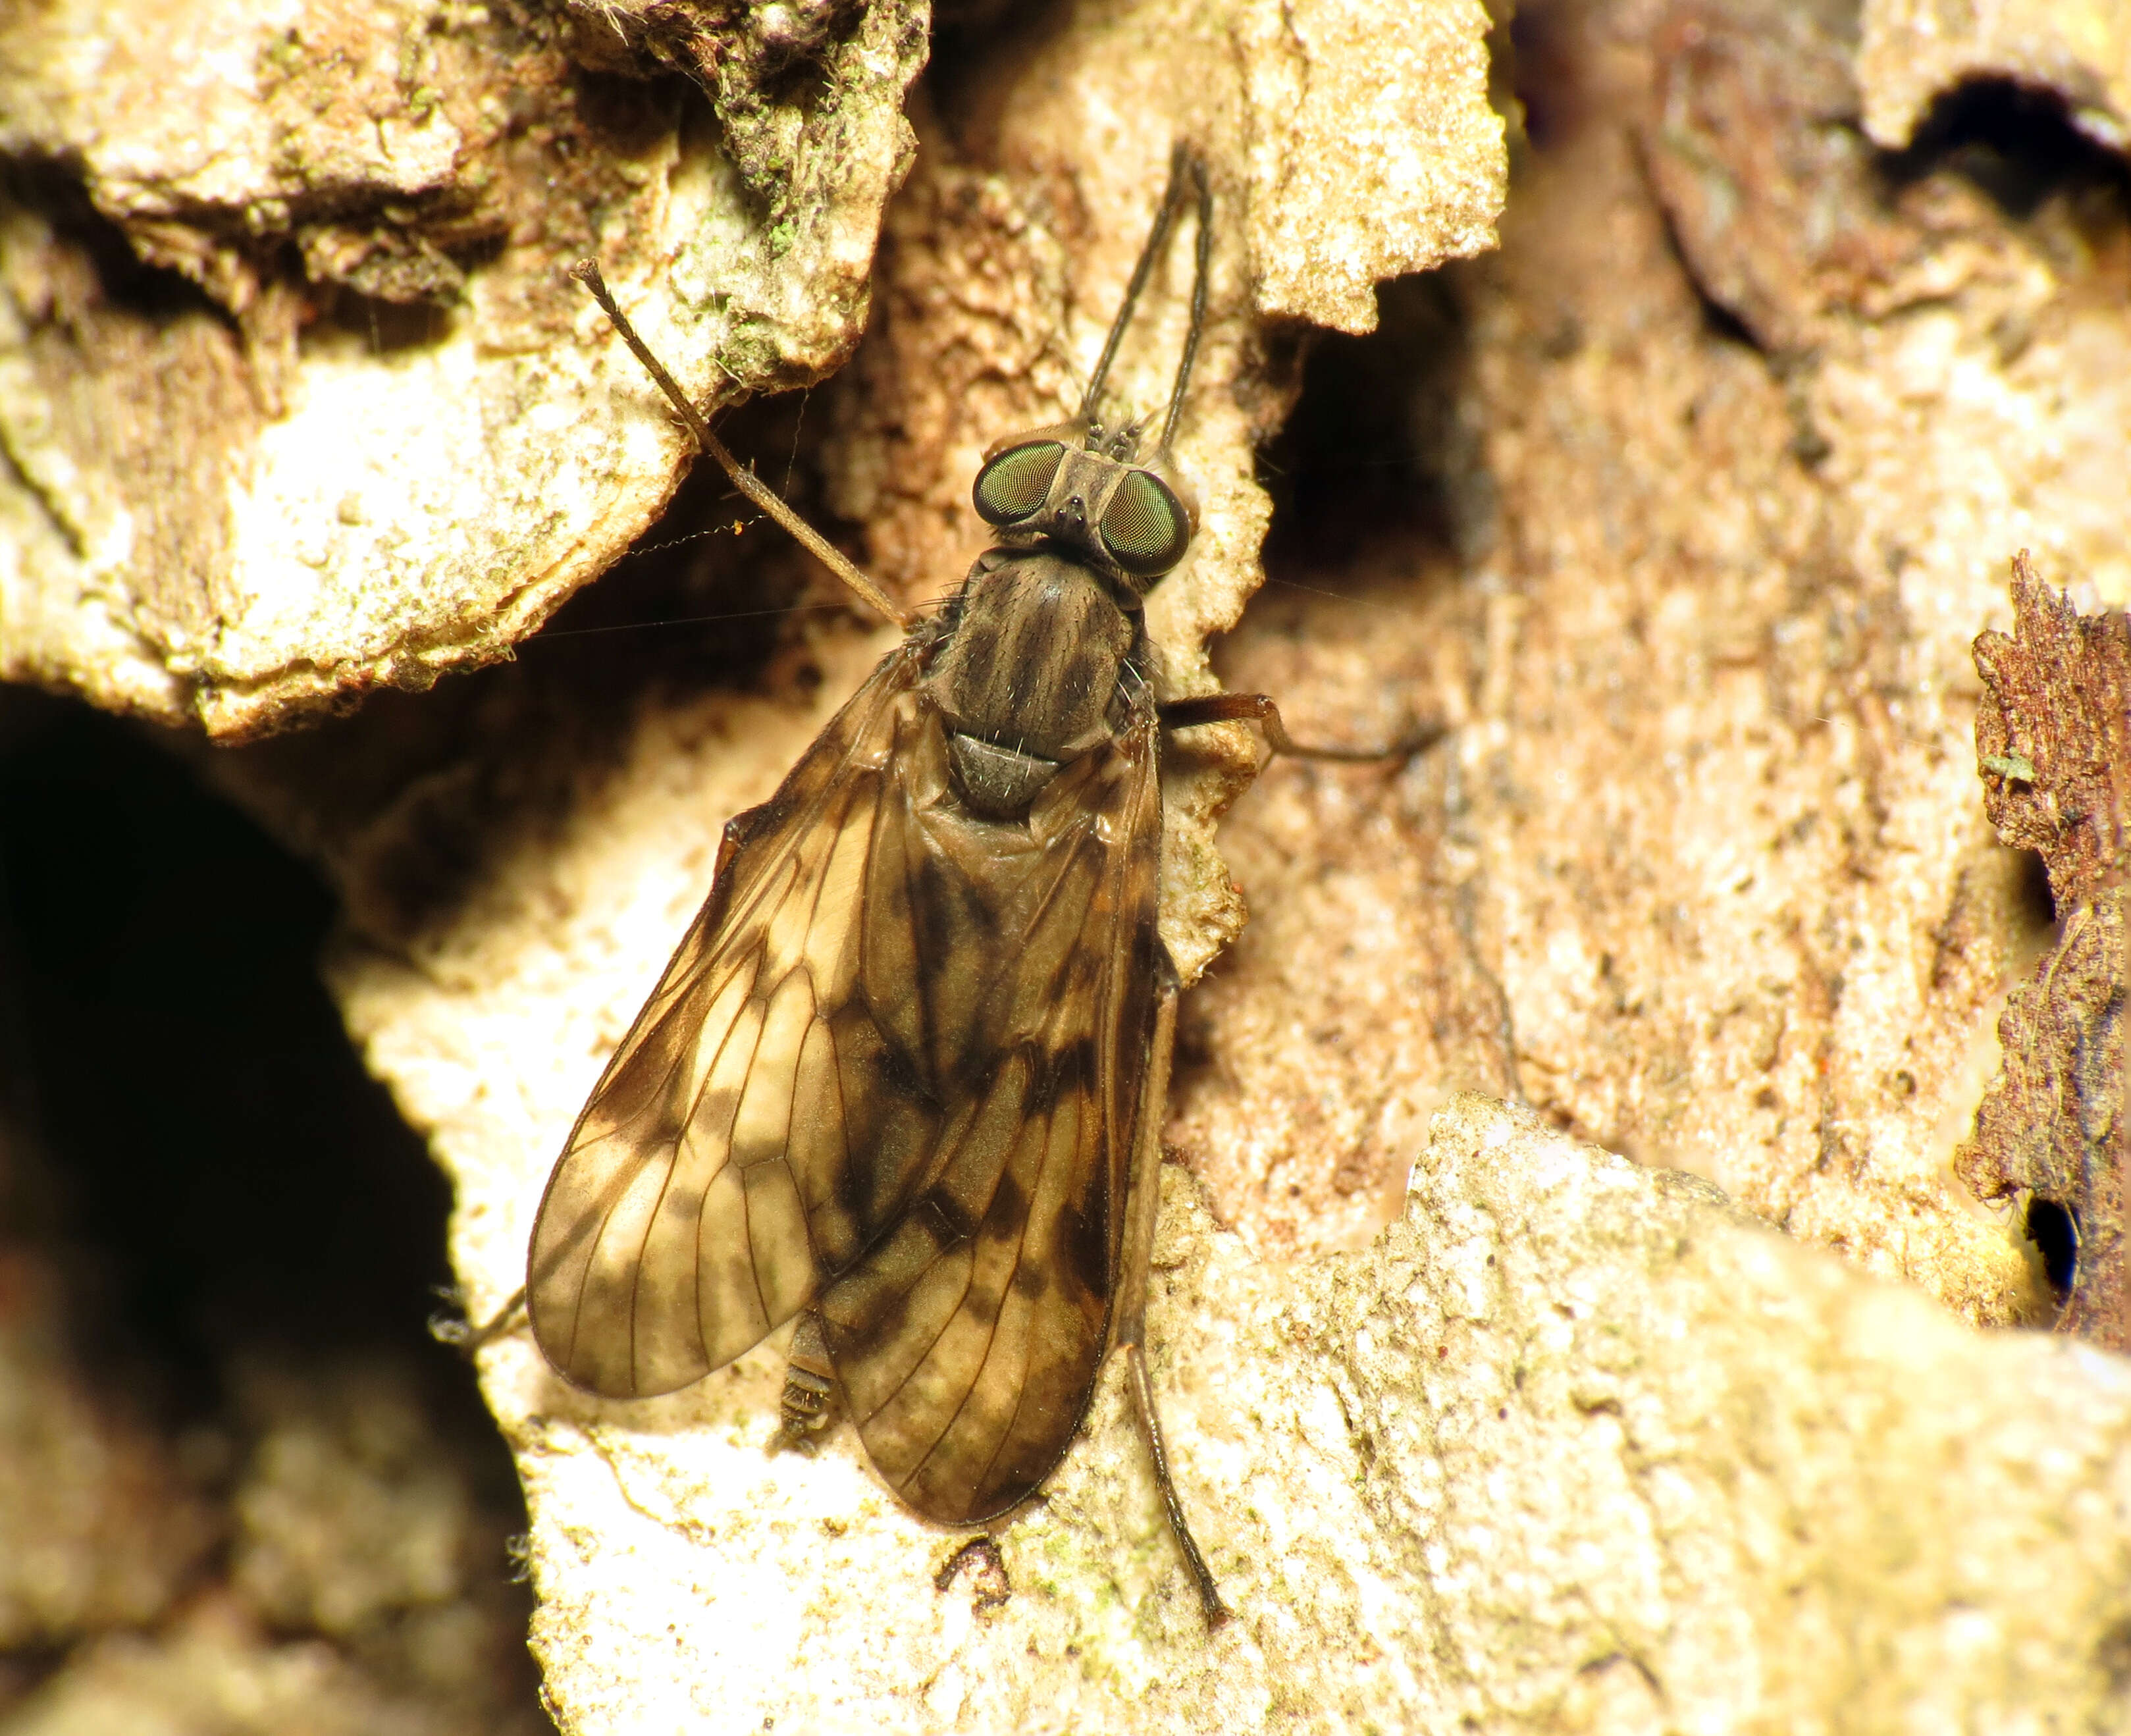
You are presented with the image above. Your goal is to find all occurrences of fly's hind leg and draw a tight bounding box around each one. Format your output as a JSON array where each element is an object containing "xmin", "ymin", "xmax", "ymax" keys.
[
  {"xmin": 1159, "ymin": 692, "xmax": 1442, "ymax": 762},
  {"xmin": 1121, "ymin": 1337, "xmax": 1226, "ymax": 1627},
  {"xmin": 1113, "ymin": 965, "xmax": 1232, "ymax": 1629},
  {"xmin": 773, "ymin": 1310, "xmax": 841, "ymax": 1456}
]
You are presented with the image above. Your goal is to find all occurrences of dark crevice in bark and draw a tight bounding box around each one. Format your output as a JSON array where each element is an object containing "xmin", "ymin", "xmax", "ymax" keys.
[
  {"xmin": 1883, "ymin": 78, "xmax": 2131, "ymax": 219},
  {"xmin": 0, "ymin": 157, "xmax": 231, "ymax": 326},
  {"xmin": 1257, "ymin": 271, "xmax": 1489, "ymax": 575},
  {"xmin": 2024, "ymin": 1194, "xmax": 2080, "ymax": 1308},
  {"xmin": 0, "ymin": 691, "xmax": 547, "ymax": 1727}
]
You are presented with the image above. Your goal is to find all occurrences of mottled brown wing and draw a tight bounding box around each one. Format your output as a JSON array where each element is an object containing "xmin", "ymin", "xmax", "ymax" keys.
[
  {"xmin": 527, "ymin": 636, "xmax": 1167, "ymax": 1529},
  {"xmin": 527, "ymin": 639, "xmax": 950, "ymax": 1397},
  {"xmin": 817, "ymin": 688, "xmax": 1166, "ymax": 1525}
]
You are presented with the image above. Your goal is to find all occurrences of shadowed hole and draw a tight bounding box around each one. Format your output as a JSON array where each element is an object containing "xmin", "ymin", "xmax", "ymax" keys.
[
  {"xmin": 2024, "ymin": 1194, "xmax": 2080, "ymax": 1305},
  {"xmin": 1886, "ymin": 78, "xmax": 2131, "ymax": 220},
  {"xmin": 0, "ymin": 692, "xmax": 546, "ymax": 1726},
  {"xmin": 1257, "ymin": 270, "xmax": 1490, "ymax": 571}
]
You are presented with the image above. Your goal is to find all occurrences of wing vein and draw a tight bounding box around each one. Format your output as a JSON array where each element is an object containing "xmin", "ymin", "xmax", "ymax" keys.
[
  {"xmin": 529, "ymin": 642, "xmax": 930, "ymax": 1399},
  {"xmin": 868, "ymin": 1247, "xmax": 980, "ymax": 1430},
  {"xmin": 823, "ymin": 703, "xmax": 1162, "ymax": 1522}
]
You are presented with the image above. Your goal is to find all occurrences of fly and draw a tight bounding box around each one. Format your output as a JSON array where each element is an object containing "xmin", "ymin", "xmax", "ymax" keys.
[{"xmin": 519, "ymin": 146, "xmax": 1396, "ymax": 1628}]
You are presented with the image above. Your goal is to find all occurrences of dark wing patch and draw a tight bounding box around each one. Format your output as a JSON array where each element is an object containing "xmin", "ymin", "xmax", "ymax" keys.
[
  {"xmin": 818, "ymin": 693, "xmax": 1165, "ymax": 1524},
  {"xmin": 527, "ymin": 641, "xmax": 946, "ymax": 1398}
]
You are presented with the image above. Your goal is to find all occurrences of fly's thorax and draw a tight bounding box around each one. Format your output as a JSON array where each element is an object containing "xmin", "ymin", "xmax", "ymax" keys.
[
  {"xmin": 937, "ymin": 394, "xmax": 1196, "ymax": 824},
  {"xmin": 930, "ymin": 550, "xmax": 1136, "ymax": 756},
  {"xmin": 924, "ymin": 549, "xmax": 1140, "ymax": 818}
]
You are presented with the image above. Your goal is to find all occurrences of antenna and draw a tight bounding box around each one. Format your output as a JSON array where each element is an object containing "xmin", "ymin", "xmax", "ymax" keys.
[{"xmin": 1077, "ymin": 144, "xmax": 1209, "ymax": 446}]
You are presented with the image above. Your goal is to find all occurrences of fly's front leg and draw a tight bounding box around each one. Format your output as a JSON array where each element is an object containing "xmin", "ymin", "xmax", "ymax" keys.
[
  {"xmin": 1159, "ymin": 692, "xmax": 1442, "ymax": 762},
  {"xmin": 1114, "ymin": 963, "xmax": 1230, "ymax": 1629}
]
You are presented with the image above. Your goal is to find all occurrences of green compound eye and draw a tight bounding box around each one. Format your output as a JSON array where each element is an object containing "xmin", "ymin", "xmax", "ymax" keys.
[
  {"xmin": 1099, "ymin": 469, "xmax": 1191, "ymax": 577},
  {"xmin": 972, "ymin": 441, "xmax": 1066, "ymax": 524}
]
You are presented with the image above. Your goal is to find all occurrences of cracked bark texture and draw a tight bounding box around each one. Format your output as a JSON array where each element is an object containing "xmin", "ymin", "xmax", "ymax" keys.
[
  {"xmin": 0, "ymin": 0, "xmax": 926, "ymax": 737},
  {"xmin": 9, "ymin": 0, "xmax": 2131, "ymax": 1729},
  {"xmin": 442, "ymin": 1098, "xmax": 2131, "ymax": 1729},
  {"xmin": 1175, "ymin": 0, "xmax": 2128, "ymax": 1302}
]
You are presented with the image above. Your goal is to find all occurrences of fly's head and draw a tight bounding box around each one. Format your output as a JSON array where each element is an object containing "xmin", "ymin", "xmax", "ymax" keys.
[
  {"xmin": 970, "ymin": 413, "xmax": 1199, "ymax": 596},
  {"xmin": 969, "ymin": 145, "xmax": 1213, "ymax": 602}
]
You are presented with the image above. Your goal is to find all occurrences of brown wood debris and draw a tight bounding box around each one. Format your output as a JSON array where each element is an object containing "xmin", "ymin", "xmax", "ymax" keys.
[{"xmin": 1959, "ymin": 552, "xmax": 2130, "ymax": 1344}]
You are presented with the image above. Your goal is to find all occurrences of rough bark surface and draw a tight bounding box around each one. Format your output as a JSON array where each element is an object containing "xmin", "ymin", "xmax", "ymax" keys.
[
  {"xmin": 465, "ymin": 1096, "xmax": 2131, "ymax": 1730},
  {"xmin": 1959, "ymin": 554, "xmax": 2130, "ymax": 1346},
  {"xmin": 1172, "ymin": 0, "xmax": 2131, "ymax": 1309},
  {"xmin": 8, "ymin": 0, "xmax": 2131, "ymax": 1730},
  {"xmin": 0, "ymin": 0, "xmax": 925, "ymax": 738},
  {"xmin": 1860, "ymin": 0, "xmax": 2131, "ymax": 150}
]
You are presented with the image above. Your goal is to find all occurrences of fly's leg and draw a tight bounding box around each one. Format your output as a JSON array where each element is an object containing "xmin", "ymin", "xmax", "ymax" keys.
[
  {"xmin": 1121, "ymin": 1338, "xmax": 1226, "ymax": 1627},
  {"xmin": 773, "ymin": 1310, "xmax": 841, "ymax": 1456},
  {"xmin": 432, "ymin": 1286, "xmax": 527, "ymax": 1354},
  {"xmin": 1113, "ymin": 965, "xmax": 1231, "ymax": 1629},
  {"xmin": 1159, "ymin": 692, "xmax": 1442, "ymax": 762}
]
